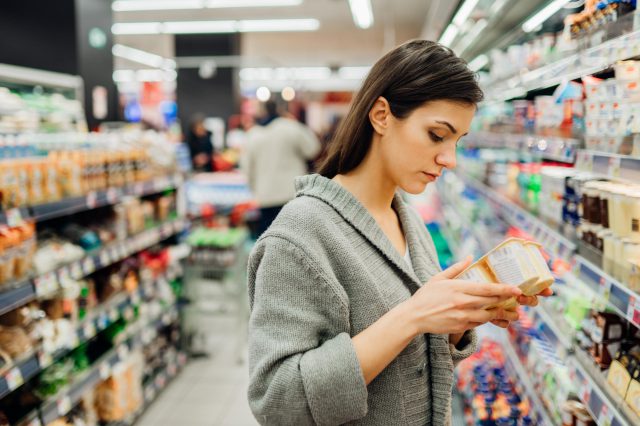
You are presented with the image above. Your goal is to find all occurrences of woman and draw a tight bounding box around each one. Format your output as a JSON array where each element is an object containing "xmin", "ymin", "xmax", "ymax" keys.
[
  {"xmin": 187, "ymin": 114, "xmax": 214, "ymax": 172},
  {"xmin": 247, "ymin": 40, "xmax": 550, "ymax": 425}
]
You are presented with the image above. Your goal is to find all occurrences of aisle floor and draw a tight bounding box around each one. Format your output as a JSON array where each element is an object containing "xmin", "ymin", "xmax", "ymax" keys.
[{"xmin": 136, "ymin": 315, "xmax": 258, "ymax": 426}]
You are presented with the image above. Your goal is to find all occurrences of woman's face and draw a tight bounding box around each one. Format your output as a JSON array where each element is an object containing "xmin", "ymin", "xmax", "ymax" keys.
[{"xmin": 378, "ymin": 99, "xmax": 475, "ymax": 194}]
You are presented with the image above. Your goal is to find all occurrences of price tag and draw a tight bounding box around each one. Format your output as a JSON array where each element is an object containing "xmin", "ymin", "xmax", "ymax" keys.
[
  {"xmin": 598, "ymin": 404, "xmax": 614, "ymax": 426},
  {"xmin": 118, "ymin": 344, "xmax": 129, "ymax": 361},
  {"xmin": 608, "ymin": 157, "xmax": 621, "ymax": 178},
  {"xmin": 99, "ymin": 250, "xmax": 110, "ymax": 266},
  {"xmin": 579, "ymin": 379, "xmax": 591, "ymax": 405},
  {"xmin": 109, "ymin": 308, "xmax": 119, "ymax": 322},
  {"xmin": 38, "ymin": 351, "xmax": 53, "ymax": 369},
  {"xmin": 70, "ymin": 261, "xmax": 83, "ymax": 279},
  {"xmin": 82, "ymin": 257, "xmax": 95, "ymax": 275},
  {"xmin": 5, "ymin": 367, "xmax": 23, "ymax": 391},
  {"xmin": 144, "ymin": 385, "xmax": 155, "ymax": 402},
  {"xmin": 6, "ymin": 208, "xmax": 24, "ymax": 227},
  {"xmin": 84, "ymin": 322, "xmax": 96, "ymax": 339},
  {"xmin": 86, "ymin": 191, "xmax": 98, "ymax": 209},
  {"xmin": 627, "ymin": 296, "xmax": 640, "ymax": 327},
  {"xmin": 106, "ymin": 188, "xmax": 120, "ymax": 204},
  {"xmin": 99, "ymin": 362, "xmax": 111, "ymax": 380},
  {"xmin": 57, "ymin": 395, "xmax": 71, "ymax": 416},
  {"xmin": 597, "ymin": 277, "xmax": 612, "ymax": 310}
]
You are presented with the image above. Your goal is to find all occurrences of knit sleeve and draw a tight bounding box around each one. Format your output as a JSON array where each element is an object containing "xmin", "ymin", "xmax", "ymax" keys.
[
  {"xmin": 247, "ymin": 236, "xmax": 368, "ymax": 426},
  {"xmin": 450, "ymin": 330, "xmax": 478, "ymax": 366}
]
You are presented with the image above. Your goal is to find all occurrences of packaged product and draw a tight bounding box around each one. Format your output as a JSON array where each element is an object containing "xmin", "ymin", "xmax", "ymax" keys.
[{"xmin": 456, "ymin": 238, "xmax": 555, "ymax": 310}]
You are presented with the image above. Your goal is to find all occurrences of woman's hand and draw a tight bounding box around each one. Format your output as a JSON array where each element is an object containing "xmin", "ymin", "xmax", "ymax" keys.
[
  {"xmin": 403, "ymin": 257, "xmax": 522, "ymax": 336},
  {"xmin": 491, "ymin": 286, "xmax": 554, "ymax": 329}
]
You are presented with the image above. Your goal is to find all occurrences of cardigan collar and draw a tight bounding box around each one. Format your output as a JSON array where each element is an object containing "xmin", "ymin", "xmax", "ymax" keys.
[{"xmin": 295, "ymin": 174, "xmax": 438, "ymax": 290}]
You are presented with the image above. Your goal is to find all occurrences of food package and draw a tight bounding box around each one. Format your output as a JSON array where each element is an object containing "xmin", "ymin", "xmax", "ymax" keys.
[{"xmin": 456, "ymin": 238, "xmax": 555, "ymax": 310}]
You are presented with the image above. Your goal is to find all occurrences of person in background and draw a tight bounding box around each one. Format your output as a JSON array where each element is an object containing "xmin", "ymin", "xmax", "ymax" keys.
[
  {"xmin": 187, "ymin": 114, "xmax": 214, "ymax": 172},
  {"xmin": 241, "ymin": 100, "xmax": 320, "ymax": 238}
]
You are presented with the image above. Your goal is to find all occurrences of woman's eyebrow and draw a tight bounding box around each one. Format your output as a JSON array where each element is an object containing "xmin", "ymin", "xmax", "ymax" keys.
[{"xmin": 435, "ymin": 120, "xmax": 457, "ymax": 134}]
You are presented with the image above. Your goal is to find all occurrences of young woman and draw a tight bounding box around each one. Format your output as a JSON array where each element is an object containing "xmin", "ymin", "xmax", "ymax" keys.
[{"xmin": 247, "ymin": 40, "xmax": 550, "ymax": 425}]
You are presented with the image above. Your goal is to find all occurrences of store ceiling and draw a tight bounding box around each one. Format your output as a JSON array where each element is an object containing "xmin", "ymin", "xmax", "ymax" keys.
[{"xmin": 113, "ymin": 0, "xmax": 454, "ymax": 70}]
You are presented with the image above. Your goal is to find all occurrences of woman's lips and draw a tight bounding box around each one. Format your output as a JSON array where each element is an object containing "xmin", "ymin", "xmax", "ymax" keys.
[{"xmin": 422, "ymin": 172, "xmax": 439, "ymax": 181}]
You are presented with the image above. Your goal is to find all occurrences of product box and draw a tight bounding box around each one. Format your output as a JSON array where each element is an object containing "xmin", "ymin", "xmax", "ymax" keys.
[{"xmin": 456, "ymin": 238, "xmax": 555, "ymax": 309}]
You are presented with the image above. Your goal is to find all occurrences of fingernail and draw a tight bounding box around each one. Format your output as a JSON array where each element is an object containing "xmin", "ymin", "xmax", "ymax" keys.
[{"xmin": 512, "ymin": 288, "xmax": 523, "ymax": 296}]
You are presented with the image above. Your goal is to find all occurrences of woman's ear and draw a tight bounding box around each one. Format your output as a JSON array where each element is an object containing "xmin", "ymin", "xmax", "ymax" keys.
[{"xmin": 369, "ymin": 96, "xmax": 391, "ymax": 135}]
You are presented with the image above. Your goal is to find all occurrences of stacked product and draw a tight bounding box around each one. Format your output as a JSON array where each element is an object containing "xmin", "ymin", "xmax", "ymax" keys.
[{"xmin": 565, "ymin": 0, "xmax": 637, "ymax": 40}]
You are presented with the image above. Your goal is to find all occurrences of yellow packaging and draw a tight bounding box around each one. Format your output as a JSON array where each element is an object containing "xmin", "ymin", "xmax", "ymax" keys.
[
  {"xmin": 13, "ymin": 160, "xmax": 29, "ymax": 207},
  {"xmin": 625, "ymin": 378, "xmax": 640, "ymax": 418},
  {"xmin": 456, "ymin": 238, "xmax": 555, "ymax": 310},
  {"xmin": 43, "ymin": 158, "xmax": 61, "ymax": 202},
  {"xmin": 608, "ymin": 360, "xmax": 632, "ymax": 399},
  {"xmin": 27, "ymin": 159, "xmax": 45, "ymax": 204},
  {"xmin": 0, "ymin": 162, "xmax": 19, "ymax": 209}
]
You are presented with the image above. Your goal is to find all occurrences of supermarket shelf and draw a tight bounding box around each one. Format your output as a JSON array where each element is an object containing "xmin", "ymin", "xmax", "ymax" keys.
[
  {"xmin": 500, "ymin": 331, "xmax": 555, "ymax": 426},
  {"xmin": 27, "ymin": 173, "xmax": 183, "ymax": 223},
  {"xmin": 531, "ymin": 302, "xmax": 574, "ymax": 358},
  {"xmin": 464, "ymin": 131, "xmax": 580, "ymax": 164},
  {"xmin": 575, "ymin": 150, "xmax": 640, "ymax": 184},
  {"xmin": 0, "ymin": 279, "xmax": 163, "ymax": 400},
  {"xmin": 569, "ymin": 348, "xmax": 640, "ymax": 426},
  {"xmin": 456, "ymin": 171, "xmax": 576, "ymax": 261},
  {"xmin": 0, "ymin": 279, "xmax": 37, "ymax": 317},
  {"xmin": 34, "ymin": 217, "xmax": 188, "ymax": 298},
  {"xmin": 38, "ymin": 305, "xmax": 180, "ymax": 425},
  {"xmin": 484, "ymin": 30, "xmax": 640, "ymax": 101},
  {"xmin": 573, "ymin": 255, "xmax": 640, "ymax": 330}
]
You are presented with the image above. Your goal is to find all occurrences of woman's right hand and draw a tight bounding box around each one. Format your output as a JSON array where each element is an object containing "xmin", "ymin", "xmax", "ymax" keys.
[{"xmin": 404, "ymin": 256, "xmax": 522, "ymax": 336}]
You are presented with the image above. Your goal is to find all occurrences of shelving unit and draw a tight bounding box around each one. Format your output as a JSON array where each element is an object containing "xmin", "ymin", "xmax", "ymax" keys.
[
  {"xmin": 455, "ymin": 171, "xmax": 576, "ymax": 261},
  {"xmin": 464, "ymin": 131, "xmax": 580, "ymax": 164},
  {"xmin": 575, "ymin": 150, "xmax": 640, "ymax": 184},
  {"xmin": 484, "ymin": 29, "xmax": 640, "ymax": 102}
]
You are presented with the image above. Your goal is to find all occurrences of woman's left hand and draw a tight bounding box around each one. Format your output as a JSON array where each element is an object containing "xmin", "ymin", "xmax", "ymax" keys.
[{"xmin": 490, "ymin": 287, "xmax": 554, "ymax": 328}]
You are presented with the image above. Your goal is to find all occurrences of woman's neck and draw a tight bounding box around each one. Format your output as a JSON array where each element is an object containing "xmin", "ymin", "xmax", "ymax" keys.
[{"xmin": 333, "ymin": 141, "xmax": 396, "ymax": 214}]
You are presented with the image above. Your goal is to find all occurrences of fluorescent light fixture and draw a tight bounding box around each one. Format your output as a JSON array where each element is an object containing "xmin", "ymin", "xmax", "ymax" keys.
[
  {"xmin": 338, "ymin": 66, "xmax": 371, "ymax": 80},
  {"xmin": 112, "ymin": 44, "xmax": 176, "ymax": 69},
  {"xmin": 113, "ymin": 0, "xmax": 203, "ymax": 11},
  {"xmin": 281, "ymin": 87, "xmax": 296, "ymax": 101},
  {"xmin": 111, "ymin": 22, "xmax": 162, "ymax": 35},
  {"xmin": 163, "ymin": 20, "xmax": 236, "ymax": 34},
  {"xmin": 239, "ymin": 67, "xmax": 331, "ymax": 81},
  {"xmin": 112, "ymin": 0, "xmax": 303, "ymax": 11},
  {"xmin": 207, "ymin": 0, "xmax": 303, "ymax": 7},
  {"xmin": 112, "ymin": 69, "xmax": 176, "ymax": 82},
  {"xmin": 256, "ymin": 86, "xmax": 271, "ymax": 101},
  {"xmin": 348, "ymin": 0, "xmax": 374, "ymax": 29},
  {"xmin": 438, "ymin": 24, "xmax": 459, "ymax": 47},
  {"xmin": 489, "ymin": 0, "xmax": 510, "ymax": 15},
  {"xmin": 522, "ymin": 0, "xmax": 570, "ymax": 32},
  {"xmin": 237, "ymin": 19, "xmax": 319, "ymax": 32},
  {"xmin": 456, "ymin": 19, "xmax": 488, "ymax": 54},
  {"xmin": 452, "ymin": 0, "xmax": 481, "ymax": 26},
  {"xmin": 111, "ymin": 19, "xmax": 319, "ymax": 35},
  {"xmin": 468, "ymin": 54, "xmax": 488, "ymax": 71}
]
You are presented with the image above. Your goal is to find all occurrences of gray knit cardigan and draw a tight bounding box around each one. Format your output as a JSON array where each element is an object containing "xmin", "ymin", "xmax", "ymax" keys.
[{"xmin": 247, "ymin": 174, "xmax": 478, "ymax": 425}]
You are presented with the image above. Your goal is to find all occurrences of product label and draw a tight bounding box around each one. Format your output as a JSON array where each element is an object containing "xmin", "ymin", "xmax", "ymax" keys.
[
  {"xmin": 487, "ymin": 243, "xmax": 527, "ymax": 285},
  {"xmin": 458, "ymin": 266, "xmax": 491, "ymax": 283},
  {"xmin": 628, "ymin": 296, "xmax": 640, "ymax": 327},
  {"xmin": 579, "ymin": 379, "xmax": 592, "ymax": 405},
  {"xmin": 6, "ymin": 208, "xmax": 23, "ymax": 227},
  {"xmin": 5, "ymin": 367, "xmax": 23, "ymax": 391},
  {"xmin": 598, "ymin": 404, "xmax": 613, "ymax": 426}
]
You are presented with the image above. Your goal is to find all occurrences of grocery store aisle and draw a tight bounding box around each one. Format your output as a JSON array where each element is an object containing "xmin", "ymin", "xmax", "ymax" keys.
[{"xmin": 136, "ymin": 314, "xmax": 257, "ymax": 426}]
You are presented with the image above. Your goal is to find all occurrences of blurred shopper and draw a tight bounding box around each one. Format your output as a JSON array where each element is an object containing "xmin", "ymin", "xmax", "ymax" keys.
[
  {"xmin": 246, "ymin": 41, "xmax": 552, "ymax": 425},
  {"xmin": 241, "ymin": 100, "xmax": 320, "ymax": 238},
  {"xmin": 187, "ymin": 114, "xmax": 214, "ymax": 172}
]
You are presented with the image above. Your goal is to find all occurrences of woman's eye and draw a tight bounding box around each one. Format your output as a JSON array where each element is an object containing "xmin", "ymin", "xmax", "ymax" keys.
[{"xmin": 428, "ymin": 131, "xmax": 444, "ymax": 142}]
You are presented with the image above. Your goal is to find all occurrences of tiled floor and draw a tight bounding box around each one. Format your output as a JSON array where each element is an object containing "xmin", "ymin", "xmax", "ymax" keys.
[{"xmin": 137, "ymin": 314, "xmax": 257, "ymax": 426}]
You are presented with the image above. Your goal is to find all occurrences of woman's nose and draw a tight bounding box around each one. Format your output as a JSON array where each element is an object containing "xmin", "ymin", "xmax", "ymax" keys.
[{"xmin": 435, "ymin": 147, "xmax": 457, "ymax": 169}]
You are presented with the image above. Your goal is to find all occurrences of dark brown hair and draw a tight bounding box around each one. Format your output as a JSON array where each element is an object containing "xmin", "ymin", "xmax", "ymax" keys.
[{"xmin": 318, "ymin": 40, "xmax": 483, "ymax": 178}]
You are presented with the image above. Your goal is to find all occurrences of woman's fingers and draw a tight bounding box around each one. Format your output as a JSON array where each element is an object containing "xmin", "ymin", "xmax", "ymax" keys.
[
  {"xmin": 432, "ymin": 256, "xmax": 473, "ymax": 280},
  {"xmin": 457, "ymin": 282, "xmax": 522, "ymax": 299},
  {"xmin": 517, "ymin": 295, "xmax": 539, "ymax": 307},
  {"xmin": 490, "ymin": 319, "xmax": 510, "ymax": 328},
  {"xmin": 538, "ymin": 288, "xmax": 554, "ymax": 297}
]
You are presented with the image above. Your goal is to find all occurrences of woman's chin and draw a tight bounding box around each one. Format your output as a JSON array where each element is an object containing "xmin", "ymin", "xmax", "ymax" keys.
[{"xmin": 401, "ymin": 181, "xmax": 429, "ymax": 195}]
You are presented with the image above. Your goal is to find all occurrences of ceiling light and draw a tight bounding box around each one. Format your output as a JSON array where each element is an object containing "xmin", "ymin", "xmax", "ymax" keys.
[
  {"xmin": 113, "ymin": 0, "xmax": 203, "ymax": 11},
  {"xmin": 207, "ymin": 0, "xmax": 303, "ymax": 7},
  {"xmin": 256, "ymin": 86, "xmax": 271, "ymax": 101},
  {"xmin": 468, "ymin": 54, "xmax": 489, "ymax": 71},
  {"xmin": 112, "ymin": 0, "xmax": 303, "ymax": 11},
  {"xmin": 348, "ymin": 0, "xmax": 374, "ymax": 29},
  {"xmin": 452, "ymin": 0, "xmax": 481, "ymax": 26},
  {"xmin": 112, "ymin": 69, "xmax": 177, "ymax": 82},
  {"xmin": 489, "ymin": 0, "xmax": 510, "ymax": 15},
  {"xmin": 281, "ymin": 87, "xmax": 296, "ymax": 101},
  {"xmin": 438, "ymin": 24, "xmax": 459, "ymax": 47},
  {"xmin": 111, "ymin": 22, "xmax": 162, "ymax": 35},
  {"xmin": 163, "ymin": 20, "xmax": 237, "ymax": 34},
  {"xmin": 456, "ymin": 19, "xmax": 488, "ymax": 54},
  {"xmin": 237, "ymin": 19, "xmax": 319, "ymax": 32},
  {"xmin": 111, "ymin": 19, "xmax": 319, "ymax": 35},
  {"xmin": 522, "ymin": 0, "xmax": 570, "ymax": 32},
  {"xmin": 338, "ymin": 66, "xmax": 371, "ymax": 80},
  {"xmin": 112, "ymin": 44, "xmax": 176, "ymax": 69},
  {"xmin": 239, "ymin": 67, "xmax": 331, "ymax": 81}
]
